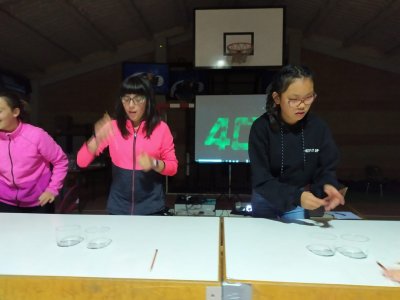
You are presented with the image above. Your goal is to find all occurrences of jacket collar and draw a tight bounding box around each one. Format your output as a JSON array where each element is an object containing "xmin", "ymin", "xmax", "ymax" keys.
[
  {"xmin": 126, "ymin": 120, "xmax": 145, "ymax": 134},
  {"xmin": 0, "ymin": 121, "xmax": 23, "ymax": 140}
]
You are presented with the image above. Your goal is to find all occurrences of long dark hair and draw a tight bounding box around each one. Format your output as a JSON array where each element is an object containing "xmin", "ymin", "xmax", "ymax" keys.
[
  {"xmin": 115, "ymin": 74, "xmax": 161, "ymax": 138},
  {"xmin": 265, "ymin": 65, "xmax": 314, "ymax": 131},
  {"xmin": 0, "ymin": 90, "xmax": 29, "ymax": 122}
]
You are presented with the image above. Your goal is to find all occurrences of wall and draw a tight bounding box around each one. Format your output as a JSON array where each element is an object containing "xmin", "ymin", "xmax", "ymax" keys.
[
  {"xmin": 38, "ymin": 64, "xmax": 122, "ymax": 134},
  {"xmin": 302, "ymin": 50, "xmax": 400, "ymax": 181},
  {"xmin": 35, "ymin": 48, "xmax": 400, "ymax": 191}
]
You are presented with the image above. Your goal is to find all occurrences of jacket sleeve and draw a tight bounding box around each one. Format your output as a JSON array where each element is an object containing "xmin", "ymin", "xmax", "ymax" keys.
[
  {"xmin": 77, "ymin": 124, "xmax": 111, "ymax": 168},
  {"xmin": 159, "ymin": 123, "xmax": 178, "ymax": 176},
  {"xmin": 310, "ymin": 125, "xmax": 340, "ymax": 198},
  {"xmin": 76, "ymin": 142, "xmax": 96, "ymax": 168},
  {"xmin": 37, "ymin": 130, "xmax": 68, "ymax": 196},
  {"xmin": 248, "ymin": 118, "xmax": 303, "ymax": 212}
]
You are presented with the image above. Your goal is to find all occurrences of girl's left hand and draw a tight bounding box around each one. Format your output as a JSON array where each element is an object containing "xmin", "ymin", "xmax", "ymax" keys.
[
  {"xmin": 323, "ymin": 184, "xmax": 345, "ymax": 211},
  {"xmin": 138, "ymin": 152, "xmax": 155, "ymax": 172},
  {"xmin": 38, "ymin": 191, "xmax": 56, "ymax": 206}
]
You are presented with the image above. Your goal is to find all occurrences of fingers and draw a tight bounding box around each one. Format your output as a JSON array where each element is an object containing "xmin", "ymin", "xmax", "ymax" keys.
[
  {"xmin": 137, "ymin": 152, "xmax": 153, "ymax": 172},
  {"xmin": 323, "ymin": 184, "xmax": 345, "ymax": 211},
  {"xmin": 38, "ymin": 192, "xmax": 55, "ymax": 206},
  {"xmin": 300, "ymin": 192, "xmax": 327, "ymax": 210},
  {"xmin": 383, "ymin": 269, "xmax": 400, "ymax": 283},
  {"xmin": 324, "ymin": 184, "xmax": 345, "ymax": 205},
  {"xmin": 323, "ymin": 198, "xmax": 339, "ymax": 211},
  {"xmin": 93, "ymin": 114, "xmax": 114, "ymax": 147}
]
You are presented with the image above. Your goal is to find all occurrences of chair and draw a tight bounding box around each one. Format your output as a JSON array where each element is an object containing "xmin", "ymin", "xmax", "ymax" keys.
[
  {"xmin": 56, "ymin": 184, "xmax": 80, "ymax": 213},
  {"xmin": 365, "ymin": 165, "xmax": 385, "ymax": 197}
]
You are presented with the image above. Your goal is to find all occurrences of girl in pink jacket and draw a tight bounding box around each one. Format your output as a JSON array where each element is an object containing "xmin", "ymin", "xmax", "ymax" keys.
[
  {"xmin": 77, "ymin": 74, "xmax": 178, "ymax": 215},
  {"xmin": 0, "ymin": 90, "xmax": 68, "ymax": 213}
]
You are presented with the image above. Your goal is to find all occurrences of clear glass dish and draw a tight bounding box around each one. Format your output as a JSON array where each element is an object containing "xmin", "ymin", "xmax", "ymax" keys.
[
  {"xmin": 306, "ymin": 244, "xmax": 335, "ymax": 257},
  {"xmin": 337, "ymin": 246, "xmax": 367, "ymax": 259},
  {"xmin": 85, "ymin": 226, "xmax": 112, "ymax": 249},
  {"xmin": 87, "ymin": 237, "xmax": 112, "ymax": 249}
]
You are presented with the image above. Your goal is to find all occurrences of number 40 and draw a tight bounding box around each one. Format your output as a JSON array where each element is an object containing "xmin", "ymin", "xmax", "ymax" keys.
[{"xmin": 204, "ymin": 117, "xmax": 257, "ymax": 150}]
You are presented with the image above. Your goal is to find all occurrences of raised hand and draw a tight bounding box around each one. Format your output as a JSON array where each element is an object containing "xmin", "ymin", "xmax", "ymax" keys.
[{"xmin": 87, "ymin": 112, "xmax": 113, "ymax": 154}]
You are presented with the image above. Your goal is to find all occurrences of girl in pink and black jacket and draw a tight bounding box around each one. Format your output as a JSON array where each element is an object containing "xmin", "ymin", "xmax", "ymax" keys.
[
  {"xmin": 0, "ymin": 90, "xmax": 68, "ymax": 213},
  {"xmin": 77, "ymin": 75, "xmax": 178, "ymax": 215}
]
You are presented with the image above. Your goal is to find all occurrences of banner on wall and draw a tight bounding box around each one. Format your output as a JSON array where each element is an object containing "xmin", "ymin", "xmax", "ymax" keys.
[
  {"xmin": 122, "ymin": 62, "xmax": 169, "ymax": 95},
  {"xmin": 169, "ymin": 68, "xmax": 208, "ymax": 101}
]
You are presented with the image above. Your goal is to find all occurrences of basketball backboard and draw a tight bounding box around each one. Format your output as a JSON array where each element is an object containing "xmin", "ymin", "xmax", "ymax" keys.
[{"xmin": 195, "ymin": 7, "xmax": 285, "ymax": 68}]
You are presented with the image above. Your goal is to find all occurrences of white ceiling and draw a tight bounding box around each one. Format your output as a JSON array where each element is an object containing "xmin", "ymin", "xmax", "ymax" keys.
[{"xmin": 0, "ymin": 0, "xmax": 399, "ymax": 85}]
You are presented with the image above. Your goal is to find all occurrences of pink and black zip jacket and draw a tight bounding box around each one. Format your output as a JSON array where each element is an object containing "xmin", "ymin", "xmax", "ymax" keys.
[
  {"xmin": 77, "ymin": 120, "xmax": 178, "ymax": 215},
  {"xmin": 0, "ymin": 122, "xmax": 68, "ymax": 207}
]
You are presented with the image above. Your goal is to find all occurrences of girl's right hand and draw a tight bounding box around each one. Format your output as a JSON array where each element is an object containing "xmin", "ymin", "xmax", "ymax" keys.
[
  {"xmin": 383, "ymin": 269, "xmax": 400, "ymax": 283},
  {"xmin": 87, "ymin": 112, "xmax": 113, "ymax": 154},
  {"xmin": 300, "ymin": 191, "xmax": 327, "ymax": 210}
]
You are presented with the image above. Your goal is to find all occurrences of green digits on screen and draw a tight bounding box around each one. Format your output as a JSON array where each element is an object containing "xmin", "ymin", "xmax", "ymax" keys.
[{"xmin": 204, "ymin": 117, "xmax": 257, "ymax": 150}]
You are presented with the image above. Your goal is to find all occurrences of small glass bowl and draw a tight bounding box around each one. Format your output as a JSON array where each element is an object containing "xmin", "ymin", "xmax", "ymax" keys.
[
  {"xmin": 336, "ymin": 246, "xmax": 367, "ymax": 259},
  {"xmin": 306, "ymin": 244, "xmax": 336, "ymax": 257}
]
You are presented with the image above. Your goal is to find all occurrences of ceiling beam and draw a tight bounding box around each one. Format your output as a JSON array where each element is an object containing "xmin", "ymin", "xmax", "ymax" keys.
[
  {"xmin": 60, "ymin": 0, "xmax": 117, "ymax": 52},
  {"xmin": 36, "ymin": 26, "xmax": 188, "ymax": 86},
  {"xmin": 302, "ymin": 34, "xmax": 400, "ymax": 74},
  {"xmin": 342, "ymin": 0, "xmax": 400, "ymax": 48},
  {"xmin": 303, "ymin": 0, "xmax": 341, "ymax": 37},
  {"xmin": 0, "ymin": 49, "xmax": 45, "ymax": 74},
  {"xmin": 0, "ymin": 6, "xmax": 81, "ymax": 63},
  {"xmin": 117, "ymin": 0, "xmax": 153, "ymax": 40}
]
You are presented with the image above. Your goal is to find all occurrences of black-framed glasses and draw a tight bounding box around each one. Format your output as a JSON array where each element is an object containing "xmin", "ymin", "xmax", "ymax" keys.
[
  {"xmin": 287, "ymin": 93, "xmax": 317, "ymax": 107},
  {"xmin": 121, "ymin": 95, "xmax": 146, "ymax": 105}
]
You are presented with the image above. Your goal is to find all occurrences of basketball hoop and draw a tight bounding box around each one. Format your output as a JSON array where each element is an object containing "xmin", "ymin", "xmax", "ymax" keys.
[{"xmin": 227, "ymin": 42, "xmax": 253, "ymax": 64}]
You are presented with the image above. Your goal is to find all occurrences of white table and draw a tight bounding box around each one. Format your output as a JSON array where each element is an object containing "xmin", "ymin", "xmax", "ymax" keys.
[
  {"xmin": 0, "ymin": 213, "xmax": 221, "ymax": 300},
  {"xmin": 223, "ymin": 218, "xmax": 400, "ymax": 300}
]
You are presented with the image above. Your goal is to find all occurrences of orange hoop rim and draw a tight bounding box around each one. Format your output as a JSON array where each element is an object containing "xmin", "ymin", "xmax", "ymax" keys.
[{"xmin": 227, "ymin": 42, "xmax": 253, "ymax": 54}]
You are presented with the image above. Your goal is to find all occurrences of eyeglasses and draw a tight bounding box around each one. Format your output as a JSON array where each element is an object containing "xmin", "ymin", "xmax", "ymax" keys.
[
  {"xmin": 121, "ymin": 95, "xmax": 146, "ymax": 105},
  {"xmin": 287, "ymin": 93, "xmax": 317, "ymax": 107}
]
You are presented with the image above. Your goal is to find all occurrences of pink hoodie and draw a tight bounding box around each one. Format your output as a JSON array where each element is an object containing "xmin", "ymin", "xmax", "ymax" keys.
[
  {"xmin": 77, "ymin": 120, "xmax": 177, "ymax": 176},
  {"xmin": 0, "ymin": 122, "xmax": 68, "ymax": 207}
]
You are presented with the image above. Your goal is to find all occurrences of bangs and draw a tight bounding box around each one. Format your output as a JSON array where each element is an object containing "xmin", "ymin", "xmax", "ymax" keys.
[
  {"xmin": 119, "ymin": 75, "xmax": 149, "ymax": 97},
  {"xmin": 120, "ymin": 85, "xmax": 146, "ymax": 97}
]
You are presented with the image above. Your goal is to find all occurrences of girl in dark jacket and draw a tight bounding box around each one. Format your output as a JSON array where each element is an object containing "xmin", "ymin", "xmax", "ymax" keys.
[{"xmin": 248, "ymin": 65, "xmax": 344, "ymax": 220}]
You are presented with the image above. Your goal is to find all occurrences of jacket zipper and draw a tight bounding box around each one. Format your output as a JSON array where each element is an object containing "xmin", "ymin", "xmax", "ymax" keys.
[
  {"xmin": 130, "ymin": 128, "xmax": 138, "ymax": 215},
  {"xmin": 8, "ymin": 136, "xmax": 19, "ymax": 203}
]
